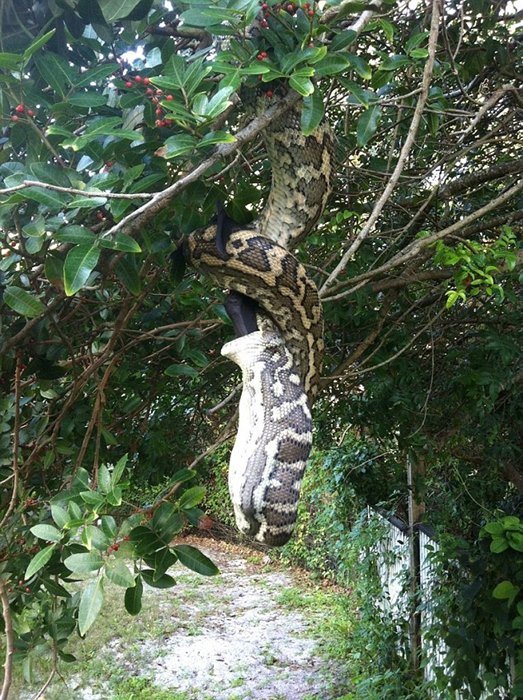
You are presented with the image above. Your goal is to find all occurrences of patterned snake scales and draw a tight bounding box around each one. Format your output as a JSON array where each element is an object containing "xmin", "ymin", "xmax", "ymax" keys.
[{"xmin": 184, "ymin": 100, "xmax": 333, "ymax": 545}]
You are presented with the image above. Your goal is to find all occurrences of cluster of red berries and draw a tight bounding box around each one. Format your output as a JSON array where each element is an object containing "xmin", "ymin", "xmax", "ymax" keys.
[
  {"xmin": 6, "ymin": 580, "xmax": 31, "ymax": 594},
  {"xmin": 107, "ymin": 534, "xmax": 130, "ymax": 554},
  {"xmin": 123, "ymin": 75, "xmax": 175, "ymax": 128},
  {"xmin": 10, "ymin": 104, "xmax": 36, "ymax": 123},
  {"xmin": 259, "ymin": 0, "xmax": 315, "ymax": 27}
]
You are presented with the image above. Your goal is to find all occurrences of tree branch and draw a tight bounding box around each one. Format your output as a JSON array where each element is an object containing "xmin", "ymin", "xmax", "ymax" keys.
[
  {"xmin": 0, "ymin": 580, "xmax": 14, "ymax": 700},
  {"xmin": 102, "ymin": 91, "xmax": 302, "ymax": 238}
]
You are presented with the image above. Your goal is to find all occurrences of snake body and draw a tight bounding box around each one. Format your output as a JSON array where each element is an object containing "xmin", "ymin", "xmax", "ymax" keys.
[{"xmin": 185, "ymin": 101, "xmax": 333, "ymax": 545}]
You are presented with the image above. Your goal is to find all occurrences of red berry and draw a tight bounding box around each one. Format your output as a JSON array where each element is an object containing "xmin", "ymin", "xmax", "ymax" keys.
[
  {"xmin": 166, "ymin": 94, "xmax": 174, "ymax": 101},
  {"xmin": 260, "ymin": 19, "xmax": 269, "ymax": 27},
  {"xmin": 123, "ymin": 535, "xmax": 130, "ymax": 541},
  {"xmin": 112, "ymin": 543, "xmax": 119, "ymax": 551},
  {"xmin": 155, "ymin": 107, "xmax": 163, "ymax": 116},
  {"xmin": 27, "ymin": 109, "xmax": 35, "ymax": 117},
  {"xmin": 146, "ymin": 88, "xmax": 154, "ymax": 96},
  {"xmin": 261, "ymin": 2, "xmax": 268, "ymax": 7},
  {"xmin": 135, "ymin": 75, "xmax": 142, "ymax": 83},
  {"xmin": 155, "ymin": 119, "xmax": 162, "ymax": 127},
  {"xmin": 266, "ymin": 90, "xmax": 273, "ymax": 98},
  {"xmin": 143, "ymin": 77, "xmax": 150, "ymax": 85},
  {"xmin": 286, "ymin": 3, "xmax": 294, "ymax": 11},
  {"xmin": 152, "ymin": 96, "xmax": 159, "ymax": 104},
  {"xmin": 125, "ymin": 81, "xmax": 133, "ymax": 88},
  {"xmin": 258, "ymin": 74, "xmax": 263, "ymax": 81},
  {"xmin": 303, "ymin": 2, "xmax": 310, "ymax": 7},
  {"xmin": 308, "ymin": 9, "xmax": 314, "ymax": 15},
  {"xmin": 15, "ymin": 104, "xmax": 24, "ymax": 113},
  {"xmin": 10, "ymin": 115, "xmax": 19, "ymax": 122},
  {"xmin": 155, "ymin": 89, "xmax": 163, "ymax": 95},
  {"xmin": 25, "ymin": 587, "xmax": 30, "ymax": 593}
]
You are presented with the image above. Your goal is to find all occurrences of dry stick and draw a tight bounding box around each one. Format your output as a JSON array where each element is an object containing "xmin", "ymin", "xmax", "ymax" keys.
[
  {"xmin": 322, "ymin": 178, "xmax": 523, "ymax": 302},
  {"xmin": 0, "ymin": 580, "xmax": 14, "ymax": 700},
  {"xmin": 0, "ymin": 180, "xmax": 151, "ymax": 199},
  {"xmin": 319, "ymin": 0, "xmax": 442, "ymax": 298},
  {"xmin": 0, "ymin": 356, "xmax": 22, "ymax": 532}
]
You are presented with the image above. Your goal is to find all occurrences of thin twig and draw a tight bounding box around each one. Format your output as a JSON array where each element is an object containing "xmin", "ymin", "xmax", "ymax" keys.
[
  {"xmin": 0, "ymin": 180, "xmax": 151, "ymax": 199},
  {"xmin": 0, "ymin": 355, "xmax": 22, "ymax": 532},
  {"xmin": 0, "ymin": 580, "xmax": 14, "ymax": 700}
]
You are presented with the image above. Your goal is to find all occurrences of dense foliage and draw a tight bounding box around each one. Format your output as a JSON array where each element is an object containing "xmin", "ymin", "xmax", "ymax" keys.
[{"xmin": 0, "ymin": 0, "xmax": 521, "ymax": 696}]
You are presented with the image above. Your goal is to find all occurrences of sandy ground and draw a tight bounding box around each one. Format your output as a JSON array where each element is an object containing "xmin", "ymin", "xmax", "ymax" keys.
[{"xmin": 89, "ymin": 537, "xmax": 348, "ymax": 699}]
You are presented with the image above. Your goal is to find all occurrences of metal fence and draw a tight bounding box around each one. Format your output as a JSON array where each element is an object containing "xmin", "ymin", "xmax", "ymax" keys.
[{"xmin": 368, "ymin": 509, "xmax": 512, "ymax": 699}]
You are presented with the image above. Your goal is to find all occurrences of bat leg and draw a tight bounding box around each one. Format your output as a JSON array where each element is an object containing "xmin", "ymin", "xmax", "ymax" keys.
[{"xmin": 224, "ymin": 291, "xmax": 259, "ymax": 337}]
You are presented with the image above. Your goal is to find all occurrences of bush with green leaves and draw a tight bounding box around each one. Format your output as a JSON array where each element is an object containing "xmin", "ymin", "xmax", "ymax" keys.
[{"xmin": 0, "ymin": 455, "xmax": 218, "ymax": 689}]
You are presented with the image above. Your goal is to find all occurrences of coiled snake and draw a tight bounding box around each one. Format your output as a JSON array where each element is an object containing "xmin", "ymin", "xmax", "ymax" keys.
[{"xmin": 184, "ymin": 99, "xmax": 333, "ymax": 545}]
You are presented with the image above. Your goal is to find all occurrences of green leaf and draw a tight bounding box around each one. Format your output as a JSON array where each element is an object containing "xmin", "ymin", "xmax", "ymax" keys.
[
  {"xmin": 3, "ymin": 287, "xmax": 46, "ymax": 318},
  {"xmin": 78, "ymin": 578, "xmax": 104, "ymax": 635},
  {"xmin": 173, "ymin": 544, "xmax": 219, "ymax": 576},
  {"xmin": 347, "ymin": 54, "xmax": 372, "ymax": 80},
  {"xmin": 99, "ymin": 0, "xmax": 145, "ymax": 21},
  {"xmin": 111, "ymin": 455, "xmax": 128, "ymax": 486},
  {"xmin": 301, "ymin": 91, "xmax": 324, "ymax": 136},
  {"xmin": 490, "ymin": 537, "xmax": 509, "ymax": 553},
  {"xmin": 289, "ymin": 74, "xmax": 314, "ymax": 97},
  {"xmin": 81, "ymin": 525, "xmax": 110, "ymax": 551},
  {"xmin": 24, "ymin": 187, "xmax": 68, "ymax": 210},
  {"xmin": 151, "ymin": 503, "xmax": 183, "ymax": 540},
  {"xmin": 198, "ymin": 131, "xmax": 237, "ymax": 148},
  {"xmin": 97, "ymin": 464, "xmax": 111, "ymax": 494},
  {"xmin": 67, "ymin": 92, "xmax": 108, "ymax": 108},
  {"xmin": 22, "ymin": 29, "xmax": 56, "ymax": 62},
  {"xmin": 105, "ymin": 560, "xmax": 136, "ymax": 587},
  {"xmin": 76, "ymin": 63, "xmax": 120, "ymax": 87},
  {"xmin": 55, "ymin": 225, "xmax": 96, "ymax": 244},
  {"xmin": 63, "ymin": 244, "xmax": 100, "ymax": 296},
  {"xmin": 178, "ymin": 486, "xmax": 206, "ymax": 509},
  {"xmin": 492, "ymin": 580, "xmax": 520, "ymax": 600},
  {"xmin": 99, "ymin": 233, "xmax": 142, "ymax": 253},
  {"xmin": 356, "ymin": 105, "xmax": 382, "ymax": 146},
  {"xmin": 115, "ymin": 255, "xmax": 142, "ymax": 294},
  {"xmin": 34, "ymin": 53, "xmax": 77, "ymax": 97},
  {"xmin": 141, "ymin": 570, "xmax": 176, "ymax": 588},
  {"xmin": 161, "ymin": 134, "xmax": 197, "ymax": 159},
  {"xmin": 51, "ymin": 504, "xmax": 69, "ymax": 529},
  {"xmin": 125, "ymin": 576, "xmax": 143, "ymax": 615},
  {"xmin": 164, "ymin": 363, "xmax": 199, "ymax": 378},
  {"xmin": 25, "ymin": 544, "xmax": 56, "ymax": 580},
  {"xmin": 507, "ymin": 531, "xmax": 523, "ymax": 552},
  {"xmin": 64, "ymin": 551, "xmax": 104, "ymax": 574},
  {"xmin": 313, "ymin": 54, "xmax": 351, "ymax": 77},
  {"xmin": 30, "ymin": 523, "xmax": 62, "ymax": 542}
]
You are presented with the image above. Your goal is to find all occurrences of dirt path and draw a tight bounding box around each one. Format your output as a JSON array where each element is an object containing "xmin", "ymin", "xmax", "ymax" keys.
[{"xmin": 94, "ymin": 537, "xmax": 348, "ymax": 700}]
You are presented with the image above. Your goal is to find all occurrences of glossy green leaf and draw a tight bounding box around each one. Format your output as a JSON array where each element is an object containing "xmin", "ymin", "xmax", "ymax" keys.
[
  {"xmin": 64, "ymin": 551, "xmax": 104, "ymax": 574},
  {"xmin": 99, "ymin": 233, "xmax": 142, "ymax": 253},
  {"xmin": 78, "ymin": 578, "xmax": 104, "ymax": 635},
  {"xmin": 24, "ymin": 544, "xmax": 56, "ymax": 580},
  {"xmin": 164, "ymin": 364, "xmax": 199, "ymax": 378},
  {"xmin": 178, "ymin": 486, "xmax": 206, "ymax": 509},
  {"xmin": 124, "ymin": 576, "xmax": 143, "ymax": 615},
  {"xmin": 289, "ymin": 74, "xmax": 314, "ymax": 97},
  {"xmin": 105, "ymin": 560, "xmax": 136, "ymax": 587},
  {"xmin": 301, "ymin": 91, "xmax": 324, "ymax": 136},
  {"xmin": 356, "ymin": 105, "xmax": 382, "ymax": 146},
  {"xmin": 63, "ymin": 244, "xmax": 100, "ymax": 296},
  {"xmin": 140, "ymin": 570, "xmax": 176, "ymax": 588},
  {"xmin": 173, "ymin": 544, "xmax": 219, "ymax": 576},
  {"xmin": 30, "ymin": 524, "xmax": 62, "ymax": 542},
  {"xmin": 22, "ymin": 30, "xmax": 56, "ymax": 62},
  {"xmin": 55, "ymin": 226, "xmax": 96, "ymax": 244},
  {"xmin": 3, "ymin": 287, "xmax": 46, "ymax": 318}
]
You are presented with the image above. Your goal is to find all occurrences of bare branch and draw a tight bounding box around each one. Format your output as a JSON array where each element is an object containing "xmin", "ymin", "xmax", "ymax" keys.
[
  {"xmin": 0, "ymin": 580, "xmax": 14, "ymax": 700},
  {"xmin": 0, "ymin": 180, "xmax": 151, "ymax": 200},
  {"xmin": 322, "ymin": 177, "xmax": 523, "ymax": 301}
]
